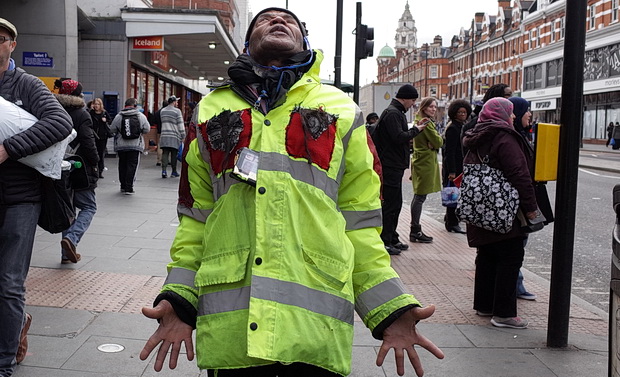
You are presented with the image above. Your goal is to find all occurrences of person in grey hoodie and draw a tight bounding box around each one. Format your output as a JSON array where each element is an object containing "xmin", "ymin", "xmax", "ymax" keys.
[
  {"xmin": 109, "ymin": 98, "xmax": 150, "ymax": 194},
  {"xmin": 159, "ymin": 95, "xmax": 185, "ymax": 178}
]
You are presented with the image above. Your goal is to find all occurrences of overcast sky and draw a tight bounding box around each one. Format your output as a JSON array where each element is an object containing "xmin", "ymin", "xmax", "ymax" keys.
[{"xmin": 248, "ymin": 0, "xmax": 501, "ymax": 85}]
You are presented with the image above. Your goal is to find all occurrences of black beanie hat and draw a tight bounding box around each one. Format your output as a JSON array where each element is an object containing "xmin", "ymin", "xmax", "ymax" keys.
[
  {"xmin": 245, "ymin": 7, "xmax": 308, "ymax": 49},
  {"xmin": 396, "ymin": 84, "xmax": 419, "ymax": 99}
]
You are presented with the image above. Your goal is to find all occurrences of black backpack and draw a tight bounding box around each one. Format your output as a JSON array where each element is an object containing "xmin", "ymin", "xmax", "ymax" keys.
[{"xmin": 120, "ymin": 113, "xmax": 141, "ymax": 139}]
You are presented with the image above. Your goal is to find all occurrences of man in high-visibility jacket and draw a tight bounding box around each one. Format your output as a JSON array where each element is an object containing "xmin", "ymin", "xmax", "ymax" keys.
[{"xmin": 140, "ymin": 7, "xmax": 444, "ymax": 377}]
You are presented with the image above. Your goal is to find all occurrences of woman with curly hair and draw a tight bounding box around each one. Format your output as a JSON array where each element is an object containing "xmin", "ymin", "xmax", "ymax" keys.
[{"xmin": 442, "ymin": 99, "xmax": 471, "ymax": 233}]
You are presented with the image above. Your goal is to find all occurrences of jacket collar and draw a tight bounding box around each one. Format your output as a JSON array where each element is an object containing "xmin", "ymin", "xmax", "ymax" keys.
[{"xmin": 390, "ymin": 98, "xmax": 406, "ymax": 113}]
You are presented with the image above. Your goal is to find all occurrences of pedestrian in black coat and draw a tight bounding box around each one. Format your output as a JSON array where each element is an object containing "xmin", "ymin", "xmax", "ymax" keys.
[
  {"xmin": 442, "ymin": 99, "xmax": 470, "ymax": 233},
  {"xmin": 89, "ymin": 98, "xmax": 111, "ymax": 177}
]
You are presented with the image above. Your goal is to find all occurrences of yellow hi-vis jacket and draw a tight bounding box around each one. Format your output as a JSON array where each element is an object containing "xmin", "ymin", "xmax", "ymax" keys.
[{"xmin": 161, "ymin": 50, "xmax": 421, "ymax": 376}]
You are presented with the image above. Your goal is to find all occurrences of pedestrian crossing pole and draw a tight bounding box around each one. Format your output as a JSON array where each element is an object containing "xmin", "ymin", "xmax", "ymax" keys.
[
  {"xmin": 547, "ymin": 0, "xmax": 587, "ymax": 348},
  {"xmin": 334, "ymin": 0, "xmax": 343, "ymax": 89}
]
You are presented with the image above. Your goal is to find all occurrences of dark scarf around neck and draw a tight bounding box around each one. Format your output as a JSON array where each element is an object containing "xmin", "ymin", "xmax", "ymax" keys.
[{"xmin": 228, "ymin": 50, "xmax": 315, "ymax": 111}]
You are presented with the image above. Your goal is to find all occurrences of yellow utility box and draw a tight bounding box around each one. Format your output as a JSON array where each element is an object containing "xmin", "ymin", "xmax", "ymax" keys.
[{"xmin": 534, "ymin": 123, "xmax": 560, "ymax": 181}]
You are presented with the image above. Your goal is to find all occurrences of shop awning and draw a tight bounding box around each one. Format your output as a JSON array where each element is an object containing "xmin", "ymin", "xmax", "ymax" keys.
[{"xmin": 121, "ymin": 8, "xmax": 240, "ymax": 82}]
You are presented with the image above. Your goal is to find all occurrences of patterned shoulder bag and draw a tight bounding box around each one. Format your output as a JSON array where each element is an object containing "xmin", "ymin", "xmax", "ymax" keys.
[{"xmin": 456, "ymin": 150, "xmax": 520, "ymax": 234}]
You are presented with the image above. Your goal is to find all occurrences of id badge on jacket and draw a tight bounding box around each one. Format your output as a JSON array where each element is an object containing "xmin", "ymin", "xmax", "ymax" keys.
[{"xmin": 230, "ymin": 147, "xmax": 258, "ymax": 186}]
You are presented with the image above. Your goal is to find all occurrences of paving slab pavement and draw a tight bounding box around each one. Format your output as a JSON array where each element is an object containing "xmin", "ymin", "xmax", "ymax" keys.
[{"xmin": 13, "ymin": 149, "xmax": 610, "ymax": 377}]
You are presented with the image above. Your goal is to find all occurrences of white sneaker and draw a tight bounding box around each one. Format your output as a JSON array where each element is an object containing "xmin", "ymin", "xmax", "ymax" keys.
[{"xmin": 491, "ymin": 316, "xmax": 529, "ymax": 329}]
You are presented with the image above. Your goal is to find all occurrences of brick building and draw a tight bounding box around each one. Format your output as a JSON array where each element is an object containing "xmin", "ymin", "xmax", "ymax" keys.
[
  {"xmin": 521, "ymin": 0, "xmax": 620, "ymax": 142},
  {"xmin": 447, "ymin": 1, "xmax": 531, "ymax": 104}
]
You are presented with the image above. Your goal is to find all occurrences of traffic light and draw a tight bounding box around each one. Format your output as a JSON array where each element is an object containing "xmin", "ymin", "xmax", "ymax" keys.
[{"xmin": 355, "ymin": 24, "xmax": 374, "ymax": 59}]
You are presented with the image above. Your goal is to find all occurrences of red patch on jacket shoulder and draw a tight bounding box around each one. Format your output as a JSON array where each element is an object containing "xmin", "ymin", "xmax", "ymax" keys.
[
  {"xmin": 198, "ymin": 109, "xmax": 252, "ymax": 175},
  {"xmin": 286, "ymin": 107, "xmax": 337, "ymax": 171}
]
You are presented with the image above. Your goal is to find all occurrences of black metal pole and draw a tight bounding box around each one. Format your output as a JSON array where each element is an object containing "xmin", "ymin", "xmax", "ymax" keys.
[
  {"xmin": 547, "ymin": 0, "xmax": 587, "ymax": 348},
  {"xmin": 425, "ymin": 44, "xmax": 429, "ymax": 97},
  {"xmin": 469, "ymin": 19, "xmax": 474, "ymax": 104},
  {"xmin": 334, "ymin": 0, "xmax": 343, "ymax": 88},
  {"xmin": 353, "ymin": 2, "xmax": 361, "ymax": 104}
]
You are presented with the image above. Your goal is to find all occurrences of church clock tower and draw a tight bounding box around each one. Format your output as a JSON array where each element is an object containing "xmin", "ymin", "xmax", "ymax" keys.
[{"xmin": 394, "ymin": 1, "xmax": 417, "ymax": 51}]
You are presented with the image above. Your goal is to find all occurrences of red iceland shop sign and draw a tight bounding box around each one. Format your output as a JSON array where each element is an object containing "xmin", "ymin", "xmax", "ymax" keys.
[{"xmin": 133, "ymin": 36, "xmax": 164, "ymax": 51}]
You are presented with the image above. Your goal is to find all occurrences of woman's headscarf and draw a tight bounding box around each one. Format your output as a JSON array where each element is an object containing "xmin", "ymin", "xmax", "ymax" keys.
[
  {"xmin": 508, "ymin": 96, "xmax": 529, "ymax": 135},
  {"xmin": 477, "ymin": 97, "xmax": 513, "ymax": 129}
]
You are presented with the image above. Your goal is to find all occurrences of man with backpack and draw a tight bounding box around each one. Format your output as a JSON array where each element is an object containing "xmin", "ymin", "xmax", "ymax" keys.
[{"xmin": 110, "ymin": 98, "xmax": 150, "ymax": 195}]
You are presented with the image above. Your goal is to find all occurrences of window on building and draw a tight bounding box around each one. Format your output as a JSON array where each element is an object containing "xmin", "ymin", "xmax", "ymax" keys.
[
  {"xmin": 429, "ymin": 85, "xmax": 438, "ymax": 97},
  {"xmin": 137, "ymin": 70, "xmax": 147, "ymax": 109},
  {"xmin": 524, "ymin": 64, "xmax": 543, "ymax": 90},
  {"xmin": 430, "ymin": 65, "xmax": 438, "ymax": 78},
  {"xmin": 560, "ymin": 17, "xmax": 565, "ymax": 39},
  {"xmin": 613, "ymin": 0, "xmax": 619, "ymax": 22},
  {"xmin": 547, "ymin": 60, "xmax": 558, "ymax": 86},
  {"xmin": 589, "ymin": 5, "xmax": 596, "ymax": 29},
  {"xmin": 130, "ymin": 68, "xmax": 136, "ymax": 99},
  {"xmin": 538, "ymin": 26, "xmax": 542, "ymax": 46},
  {"xmin": 534, "ymin": 64, "xmax": 543, "ymax": 88},
  {"xmin": 529, "ymin": 30, "xmax": 533, "ymax": 49},
  {"xmin": 525, "ymin": 66, "xmax": 533, "ymax": 90},
  {"xmin": 551, "ymin": 21, "xmax": 556, "ymax": 42}
]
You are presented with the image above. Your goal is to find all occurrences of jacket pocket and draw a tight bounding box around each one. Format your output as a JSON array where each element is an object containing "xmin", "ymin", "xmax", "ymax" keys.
[
  {"xmin": 302, "ymin": 247, "xmax": 350, "ymax": 291},
  {"xmin": 195, "ymin": 247, "xmax": 250, "ymax": 287}
]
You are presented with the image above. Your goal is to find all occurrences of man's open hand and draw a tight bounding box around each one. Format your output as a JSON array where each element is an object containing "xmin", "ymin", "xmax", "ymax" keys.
[
  {"xmin": 376, "ymin": 305, "xmax": 445, "ymax": 376},
  {"xmin": 139, "ymin": 300, "xmax": 195, "ymax": 371}
]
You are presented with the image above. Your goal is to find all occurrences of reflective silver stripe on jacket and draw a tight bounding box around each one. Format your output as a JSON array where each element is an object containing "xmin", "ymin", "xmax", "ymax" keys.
[
  {"xmin": 211, "ymin": 175, "xmax": 242, "ymax": 202},
  {"xmin": 198, "ymin": 276, "xmax": 354, "ymax": 324},
  {"xmin": 177, "ymin": 205, "xmax": 212, "ymax": 223},
  {"xmin": 198, "ymin": 286, "xmax": 250, "ymax": 315},
  {"xmin": 354, "ymin": 278, "xmax": 408, "ymax": 319},
  {"xmin": 341, "ymin": 209, "xmax": 382, "ymax": 230},
  {"xmin": 259, "ymin": 152, "xmax": 339, "ymax": 203},
  {"xmin": 207, "ymin": 151, "xmax": 340, "ymax": 203},
  {"xmin": 164, "ymin": 268, "xmax": 197, "ymax": 290}
]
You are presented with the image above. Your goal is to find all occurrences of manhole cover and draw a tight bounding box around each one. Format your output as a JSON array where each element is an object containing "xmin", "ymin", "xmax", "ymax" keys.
[{"xmin": 97, "ymin": 343, "xmax": 125, "ymax": 353}]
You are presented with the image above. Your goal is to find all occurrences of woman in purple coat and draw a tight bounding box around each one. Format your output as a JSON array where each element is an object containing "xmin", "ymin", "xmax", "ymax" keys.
[{"xmin": 462, "ymin": 97, "xmax": 538, "ymax": 329}]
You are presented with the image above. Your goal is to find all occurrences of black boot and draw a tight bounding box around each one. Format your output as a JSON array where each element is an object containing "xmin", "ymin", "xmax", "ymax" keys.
[
  {"xmin": 410, "ymin": 225, "xmax": 433, "ymax": 243},
  {"xmin": 445, "ymin": 224, "xmax": 466, "ymax": 234}
]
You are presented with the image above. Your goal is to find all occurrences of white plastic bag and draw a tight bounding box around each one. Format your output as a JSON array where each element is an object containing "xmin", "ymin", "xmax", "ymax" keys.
[{"xmin": 0, "ymin": 96, "xmax": 76, "ymax": 179}]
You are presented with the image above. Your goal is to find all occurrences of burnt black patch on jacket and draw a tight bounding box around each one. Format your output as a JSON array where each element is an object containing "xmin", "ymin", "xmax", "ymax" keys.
[
  {"xmin": 286, "ymin": 107, "xmax": 337, "ymax": 171},
  {"xmin": 198, "ymin": 109, "xmax": 252, "ymax": 175}
]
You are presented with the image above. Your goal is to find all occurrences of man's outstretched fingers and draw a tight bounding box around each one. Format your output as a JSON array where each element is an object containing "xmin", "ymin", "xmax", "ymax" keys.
[
  {"xmin": 417, "ymin": 334, "xmax": 445, "ymax": 360},
  {"xmin": 154, "ymin": 341, "xmax": 171, "ymax": 372},
  {"xmin": 139, "ymin": 335, "xmax": 159, "ymax": 361},
  {"xmin": 376, "ymin": 344, "xmax": 388, "ymax": 367},
  {"xmin": 406, "ymin": 347, "xmax": 424, "ymax": 377},
  {"xmin": 186, "ymin": 337, "xmax": 195, "ymax": 361},
  {"xmin": 394, "ymin": 347, "xmax": 405, "ymax": 376}
]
